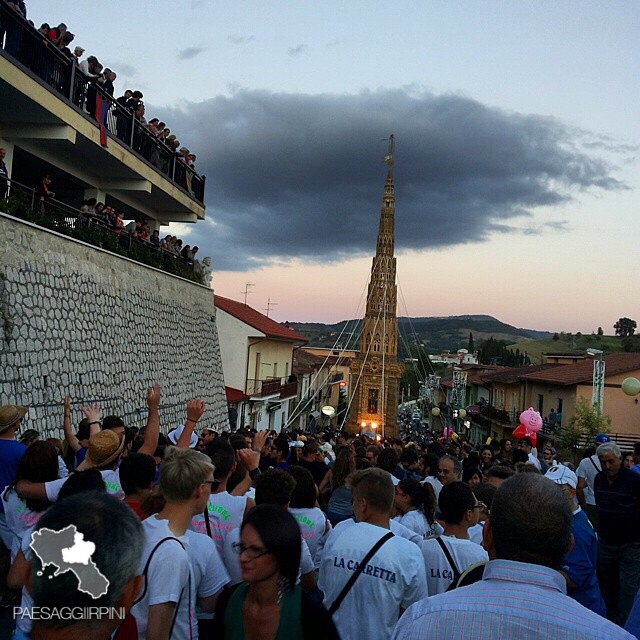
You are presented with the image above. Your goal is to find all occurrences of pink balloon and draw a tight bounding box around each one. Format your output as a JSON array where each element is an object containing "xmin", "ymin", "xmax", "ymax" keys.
[{"xmin": 519, "ymin": 407, "xmax": 543, "ymax": 433}]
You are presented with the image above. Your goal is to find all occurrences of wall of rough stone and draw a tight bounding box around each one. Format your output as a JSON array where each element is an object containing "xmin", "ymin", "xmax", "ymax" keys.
[{"xmin": 0, "ymin": 212, "xmax": 228, "ymax": 439}]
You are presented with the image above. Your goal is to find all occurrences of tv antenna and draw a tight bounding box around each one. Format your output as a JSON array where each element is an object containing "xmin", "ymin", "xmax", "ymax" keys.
[
  {"xmin": 264, "ymin": 297, "xmax": 278, "ymax": 318},
  {"xmin": 241, "ymin": 282, "xmax": 254, "ymax": 305}
]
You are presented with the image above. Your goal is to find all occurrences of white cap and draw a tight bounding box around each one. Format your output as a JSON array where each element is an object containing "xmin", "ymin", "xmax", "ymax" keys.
[
  {"xmin": 167, "ymin": 424, "xmax": 198, "ymax": 449},
  {"xmin": 544, "ymin": 464, "xmax": 577, "ymax": 489}
]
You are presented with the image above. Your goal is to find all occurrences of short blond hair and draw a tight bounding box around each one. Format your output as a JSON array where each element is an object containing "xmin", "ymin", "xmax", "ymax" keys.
[
  {"xmin": 347, "ymin": 467, "xmax": 394, "ymax": 514},
  {"xmin": 160, "ymin": 447, "xmax": 214, "ymax": 502}
]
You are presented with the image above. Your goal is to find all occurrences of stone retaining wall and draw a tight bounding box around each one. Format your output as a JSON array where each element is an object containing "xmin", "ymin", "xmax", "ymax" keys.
[{"xmin": 0, "ymin": 212, "xmax": 227, "ymax": 439}]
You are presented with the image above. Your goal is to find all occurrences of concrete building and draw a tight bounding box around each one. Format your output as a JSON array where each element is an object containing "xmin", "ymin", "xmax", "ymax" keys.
[{"xmin": 214, "ymin": 296, "xmax": 307, "ymax": 432}]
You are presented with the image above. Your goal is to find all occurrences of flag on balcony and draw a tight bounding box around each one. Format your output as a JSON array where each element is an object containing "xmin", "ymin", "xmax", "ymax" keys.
[{"xmin": 95, "ymin": 94, "xmax": 108, "ymax": 147}]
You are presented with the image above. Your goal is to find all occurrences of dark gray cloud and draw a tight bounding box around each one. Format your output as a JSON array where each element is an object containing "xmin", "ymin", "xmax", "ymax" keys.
[
  {"xmin": 177, "ymin": 46, "xmax": 205, "ymax": 61},
  {"xmin": 228, "ymin": 34, "xmax": 255, "ymax": 45},
  {"xmin": 287, "ymin": 44, "xmax": 308, "ymax": 56},
  {"xmin": 161, "ymin": 88, "xmax": 629, "ymax": 270}
]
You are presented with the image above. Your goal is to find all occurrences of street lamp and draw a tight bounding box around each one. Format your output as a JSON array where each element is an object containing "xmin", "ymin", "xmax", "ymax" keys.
[{"xmin": 586, "ymin": 348, "xmax": 605, "ymax": 413}]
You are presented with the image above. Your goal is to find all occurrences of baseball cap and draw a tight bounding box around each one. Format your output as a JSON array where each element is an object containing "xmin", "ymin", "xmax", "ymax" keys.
[
  {"xmin": 595, "ymin": 433, "xmax": 610, "ymax": 444},
  {"xmin": 545, "ymin": 464, "xmax": 578, "ymax": 489}
]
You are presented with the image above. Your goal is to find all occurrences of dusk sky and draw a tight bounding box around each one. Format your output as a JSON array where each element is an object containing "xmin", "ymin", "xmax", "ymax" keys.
[{"xmin": 32, "ymin": 1, "xmax": 640, "ymax": 333}]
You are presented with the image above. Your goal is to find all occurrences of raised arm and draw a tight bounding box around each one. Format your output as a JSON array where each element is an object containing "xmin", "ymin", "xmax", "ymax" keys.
[
  {"xmin": 63, "ymin": 395, "xmax": 80, "ymax": 453},
  {"xmin": 176, "ymin": 399, "xmax": 205, "ymax": 448},
  {"xmin": 138, "ymin": 383, "xmax": 161, "ymax": 456}
]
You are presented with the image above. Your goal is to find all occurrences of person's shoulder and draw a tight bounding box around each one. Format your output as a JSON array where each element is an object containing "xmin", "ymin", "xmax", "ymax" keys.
[{"xmin": 186, "ymin": 528, "xmax": 216, "ymax": 552}]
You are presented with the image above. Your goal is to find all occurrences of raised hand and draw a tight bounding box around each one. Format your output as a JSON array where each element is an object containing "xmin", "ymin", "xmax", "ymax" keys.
[
  {"xmin": 186, "ymin": 399, "xmax": 205, "ymax": 424},
  {"xmin": 82, "ymin": 404, "xmax": 101, "ymax": 424},
  {"xmin": 147, "ymin": 382, "xmax": 161, "ymax": 409}
]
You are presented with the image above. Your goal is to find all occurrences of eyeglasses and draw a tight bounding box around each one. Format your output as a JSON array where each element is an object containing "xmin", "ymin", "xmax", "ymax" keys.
[
  {"xmin": 471, "ymin": 502, "xmax": 488, "ymax": 511},
  {"xmin": 232, "ymin": 542, "xmax": 270, "ymax": 559}
]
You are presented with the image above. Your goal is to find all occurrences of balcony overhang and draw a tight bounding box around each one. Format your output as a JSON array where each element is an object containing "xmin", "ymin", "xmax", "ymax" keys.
[{"xmin": 0, "ymin": 53, "xmax": 205, "ymax": 223}]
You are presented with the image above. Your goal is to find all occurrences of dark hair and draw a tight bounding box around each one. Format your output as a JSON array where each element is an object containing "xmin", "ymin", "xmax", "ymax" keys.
[
  {"xmin": 254, "ymin": 469, "xmax": 296, "ymax": 507},
  {"xmin": 205, "ymin": 439, "xmax": 236, "ymax": 479},
  {"xmin": 633, "ymin": 442, "xmax": 640, "ymax": 456},
  {"xmin": 272, "ymin": 437, "xmax": 289, "ymax": 459},
  {"xmin": 302, "ymin": 439, "xmax": 319, "ymax": 457},
  {"xmin": 241, "ymin": 505, "xmax": 301, "ymax": 589},
  {"xmin": 400, "ymin": 447, "xmax": 418, "ymax": 466},
  {"xmin": 398, "ymin": 478, "xmax": 436, "ymax": 523},
  {"xmin": 512, "ymin": 449, "xmax": 529, "ymax": 465},
  {"xmin": 31, "ymin": 493, "xmax": 142, "ymax": 625},
  {"xmin": 288, "ymin": 466, "xmax": 317, "ymax": 509},
  {"xmin": 438, "ymin": 481, "xmax": 477, "ymax": 525},
  {"xmin": 473, "ymin": 482, "xmax": 496, "ymax": 509},
  {"xmin": 422, "ymin": 453, "xmax": 440, "ymax": 477},
  {"xmin": 5, "ymin": 441, "xmax": 58, "ymax": 512},
  {"xmin": 119, "ymin": 453, "xmax": 156, "ymax": 495},
  {"xmin": 484, "ymin": 465, "xmax": 515, "ymax": 481},
  {"xmin": 490, "ymin": 474, "xmax": 571, "ymax": 569},
  {"xmin": 102, "ymin": 415, "xmax": 125, "ymax": 430},
  {"xmin": 376, "ymin": 448, "xmax": 398, "ymax": 473},
  {"xmin": 58, "ymin": 470, "xmax": 106, "ymax": 501},
  {"xmin": 464, "ymin": 451, "xmax": 480, "ymax": 468},
  {"xmin": 462, "ymin": 467, "xmax": 483, "ymax": 484}
]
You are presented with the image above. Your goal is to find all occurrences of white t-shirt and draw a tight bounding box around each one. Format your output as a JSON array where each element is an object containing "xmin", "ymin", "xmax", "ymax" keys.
[
  {"xmin": 527, "ymin": 450, "xmax": 542, "ymax": 471},
  {"xmin": 187, "ymin": 529, "xmax": 230, "ymax": 625},
  {"xmin": 323, "ymin": 517, "xmax": 423, "ymax": 553},
  {"xmin": 222, "ymin": 526, "xmax": 314, "ymax": 586},
  {"xmin": 15, "ymin": 526, "xmax": 36, "ymax": 634},
  {"xmin": 1, "ymin": 487, "xmax": 44, "ymax": 560},
  {"xmin": 131, "ymin": 515, "xmax": 193, "ymax": 640},
  {"xmin": 190, "ymin": 491, "xmax": 247, "ymax": 554},
  {"xmin": 44, "ymin": 469, "xmax": 124, "ymax": 501},
  {"xmin": 318, "ymin": 521, "xmax": 427, "ymax": 640},
  {"xmin": 289, "ymin": 506, "xmax": 331, "ymax": 567},
  {"xmin": 420, "ymin": 535, "xmax": 488, "ymax": 595},
  {"xmin": 423, "ymin": 476, "xmax": 443, "ymax": 501},
  {"xmin": 394, "ymin": 510, "xmax": 431, "ymax": 538},
  {"xmin": 576, "ymin": 455, "xmax": 602, "ymax": 506},
  {"xmin": 468, "ymin": 522, "xmax": 485, "ymax": 546}
]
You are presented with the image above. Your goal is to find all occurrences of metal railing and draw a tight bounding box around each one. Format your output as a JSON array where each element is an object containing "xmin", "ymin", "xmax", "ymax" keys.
[
  {"xmin": 0, "ymin": 3, "xmax": 206, "ymax": 203},
  {"xmin": 1, "ymin": 178, "xmax": 204, "ymax": 283},
  {"xmin": 246, "ymin": 377, "xmax": 299, "ymax": 398}
]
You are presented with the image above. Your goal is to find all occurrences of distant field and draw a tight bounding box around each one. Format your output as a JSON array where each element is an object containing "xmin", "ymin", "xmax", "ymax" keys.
[{"xmin": 507, "ymin": 335, "xmax": 626, "ymax": 363}]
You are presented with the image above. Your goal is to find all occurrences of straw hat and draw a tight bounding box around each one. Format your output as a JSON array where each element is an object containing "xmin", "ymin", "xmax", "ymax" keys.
[
  {"xmin": 0, "ymin": 405, "xmax": 28, "ymax": 434},
  {"xmin": 85, "ymin": 430, "xmax": 125, "ymax": 468}
]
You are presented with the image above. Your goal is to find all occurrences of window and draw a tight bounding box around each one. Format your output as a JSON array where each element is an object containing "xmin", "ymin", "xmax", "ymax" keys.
[
  {"xmin": 285, "ymin": 362, "xmax": 289, "ymax": 377},
  {"xmin": 273, "ymin": 363, "xmax": 278, "ymax": 378},
  {"xmin": 537, "ymin": 394, "xmax": 544, "ymax": 414}
]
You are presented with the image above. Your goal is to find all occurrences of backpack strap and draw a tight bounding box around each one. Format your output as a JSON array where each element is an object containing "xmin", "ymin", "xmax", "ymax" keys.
[
  {"xmin": 133, "ymin": 536, "xmax": 186, "ymax": 606},
  {"xmin": 589, "ymin": 456, "xmax": 601, "ymax": 473},
  {"xmin": 204, "ymin": 505, "xmax": 212, "ymax": 538},
  {"xmin": 435, "ymin": 536, "xmax": 461, "ymax": 587},
  {"xmin": 328, "ymin": 531, "xmax": 394, "ymax": 616}
]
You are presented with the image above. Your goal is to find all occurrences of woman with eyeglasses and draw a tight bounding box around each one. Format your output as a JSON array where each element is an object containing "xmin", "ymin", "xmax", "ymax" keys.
[
  {"xmin": 394, "ymin": 478, "xmax": 442, "ymax": 539},
  {"xmin": 215, "ymin": 504, "xmax": 339, "ymax": 639}
]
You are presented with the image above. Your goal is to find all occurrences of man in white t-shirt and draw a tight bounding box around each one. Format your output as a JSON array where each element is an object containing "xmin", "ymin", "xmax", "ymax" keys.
[
  {"xmin": 190, "ymin": 439, "xmax": 254, "ymax": 553},
  {"xmin": 576, "ymin": 434, "xmax": 610, "ymax": 527},
  {"xmin": 131, "ymin": 447, "xmax": 223, "ymax": 640},
  {"xmin": 318, "ymin": 468, "xmax": 427, "ymax": 640},
  {"xmin": 420, "ymin": 482, "xmax": 488, "ymax": 595}
]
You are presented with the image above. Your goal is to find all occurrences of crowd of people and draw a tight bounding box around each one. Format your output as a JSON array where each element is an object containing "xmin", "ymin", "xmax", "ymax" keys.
[
  {"xmin": 0, "ymin": 4, "xmax": 200, "ymax": 196},
  {"xmin": 1, "ymin": 394, "xmax": 640, "ymax": 639}
]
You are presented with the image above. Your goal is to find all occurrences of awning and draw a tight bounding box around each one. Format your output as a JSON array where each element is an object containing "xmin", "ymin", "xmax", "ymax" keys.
[{"xmin": 225, "ymin": 386, "xmax": 249, "ymax": 404}]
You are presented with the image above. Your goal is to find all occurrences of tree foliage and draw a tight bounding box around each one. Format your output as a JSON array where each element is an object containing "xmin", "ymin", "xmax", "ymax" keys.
[
  {"xmin": 557, "ymin": 397, "xmax": 611, "ymax": 466},
  {"xmin": 614, "ymin": 317, "xmax": 637, "ymax": 337},
  {"xmin": 477, "ymin": 337, "xmax": 530, "ymax": 367}
]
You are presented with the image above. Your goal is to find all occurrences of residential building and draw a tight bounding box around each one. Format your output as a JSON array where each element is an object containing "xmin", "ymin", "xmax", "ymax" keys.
[
  {"xmin": 292, "ymin": 347, "xmax": 355, "ymax": 431},
  {"xmin": 214, "ymin": 296, "xmax": 307, "ymax": 432}
]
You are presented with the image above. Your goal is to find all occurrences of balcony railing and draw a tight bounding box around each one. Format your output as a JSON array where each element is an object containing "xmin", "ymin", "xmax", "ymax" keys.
[
  {"xmin": 246, "ymin": 378, "xmax": 298, "ymax": 398},
  {"xmin": 0, "ymin": 3, "xmax": 205, "ymax": 203},
  {"xmin": 1, "ymin": 180, "xmax": 206, "ymax": 285}
]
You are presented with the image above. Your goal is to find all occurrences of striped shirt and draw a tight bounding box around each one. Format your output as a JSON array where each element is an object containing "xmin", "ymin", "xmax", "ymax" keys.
[{"xmin": 393, "ymin": 559, "xmax": 634, "ymax": 640}]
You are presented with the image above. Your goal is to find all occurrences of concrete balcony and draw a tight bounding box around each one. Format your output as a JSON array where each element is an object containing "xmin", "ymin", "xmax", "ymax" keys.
[{"xmin": 247, "ymin": 378, "xmax": 299, "ymax": 400}]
